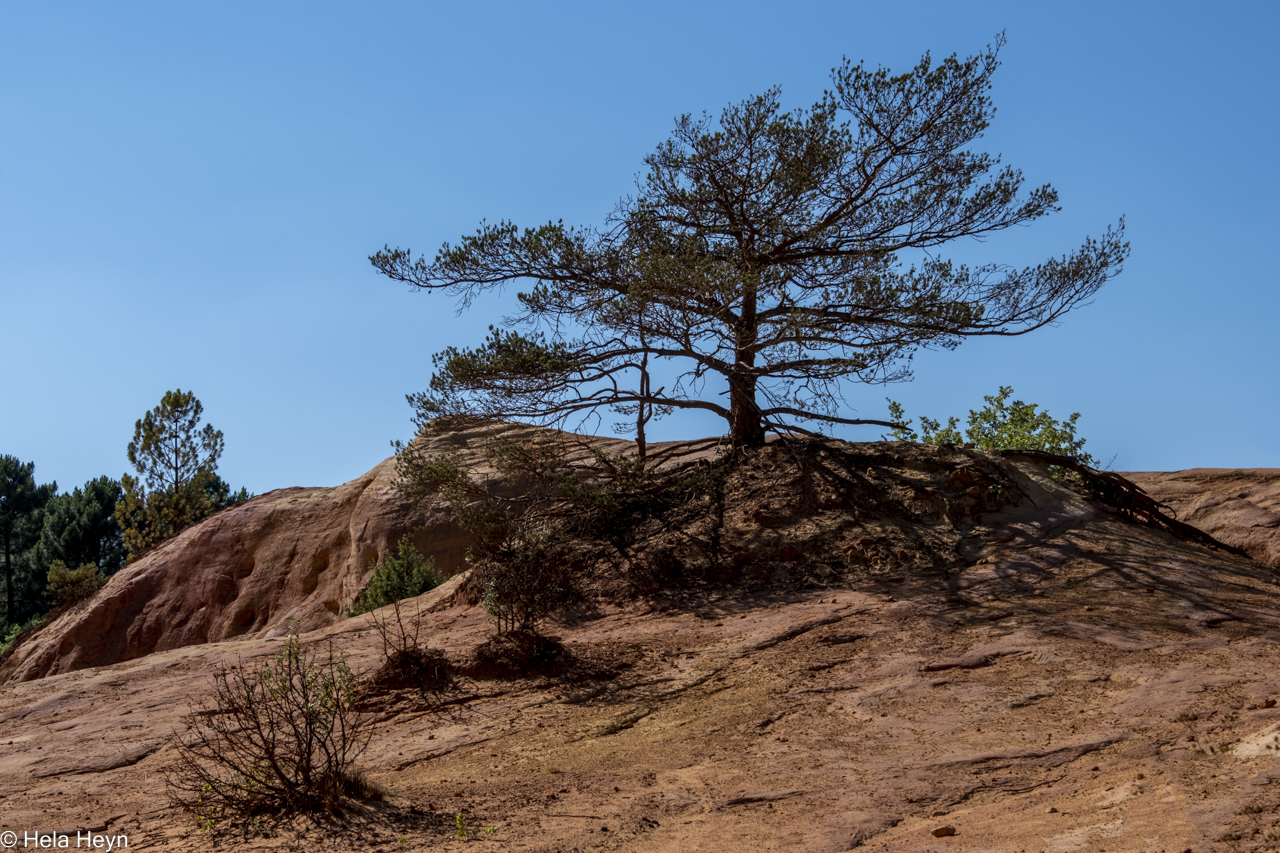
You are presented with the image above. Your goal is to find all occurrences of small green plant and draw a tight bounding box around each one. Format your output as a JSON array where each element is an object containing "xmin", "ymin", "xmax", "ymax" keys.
[
  {"xmin": 455, "ymin": 811, "xmax": 496, "ymax": 839},
  {"xmin": 45, "ymin": 560, "xmax": 107, "ymax": 605},
  {"xmin": 0, "ymin": 614, "xmax": 45, "ymax": 656},
  {"xmin": 885, "ymin": 386, "xmax": 1097, "ymax": 476},
  {"xmin": 348, "ymin": 535, "xmax": 443, "ymax": 616}
]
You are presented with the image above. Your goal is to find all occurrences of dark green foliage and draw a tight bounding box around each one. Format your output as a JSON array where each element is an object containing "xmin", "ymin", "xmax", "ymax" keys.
[
  {"xmin": 44, "ymin": 560, "xmax": 107, "ymax": 606},
  {"xmin": 348, "ymin": 536, "xmax": 442, "ymax": 616},
  {"xmin": 128, "ymin": 389, "xmax": 224, "ymax": 494},
  {"xmin": 885, "ymin": 386, "xmax": 1097, "ymax": 476},
  {"xmin": 37, "ymin": 476, "xmax": 126, "ymax": 577},
  {"xmin": 201, "ymin": 472, "xmax": 251, "ymax": 509},
  {"xmin": 118, "ymin": 471, "xmax": 222, "ymax": 559},
  {"xmin": 0, "ymin": 456, "xmax": 56, "ymax": 629},
  {"xmin": 473, "ymin": 529, "xmax": 580, "ymax": 634},
  {"xmin": 373, "ymin": 35, "xmax": 1127, "ymax": 449},
  {"xmin": 118, "ymin": 391, "xmax": 251, "ymax": 561}
]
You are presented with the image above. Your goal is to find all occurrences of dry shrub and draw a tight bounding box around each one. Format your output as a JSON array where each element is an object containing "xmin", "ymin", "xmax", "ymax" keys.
[
  {"xmin": 365, "ymin": 600, "xmax": 458, "ymax": 704},
  {"xmin": 166, "ymin": 633, "xmax": 373, "ymax": 819},
  {"xmin": 465, "ymin": 630, "xmax": 570, "ymax": 679},
  {"xmin": 625, "ymin": 546, "xmax": 686, "ymax": 596}
]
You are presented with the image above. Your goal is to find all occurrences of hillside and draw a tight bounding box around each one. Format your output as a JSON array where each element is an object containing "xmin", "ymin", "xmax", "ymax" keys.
[
  {"xmin": 1, "ymin": 427, "xmax": 1279, "ymax": 851},
  {"xmin": 0, "ymin": 423, "xmax": 638, "ymax": 682}
]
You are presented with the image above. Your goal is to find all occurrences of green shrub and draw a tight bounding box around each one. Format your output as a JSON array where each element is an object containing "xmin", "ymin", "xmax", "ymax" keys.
[
  {"xmin": 0, "ymin": 614, "xmax": 44, "ymax": 656},
  {"xmin": 45, "ymin": 560, "xmax": 107, "ymax": 606},
  {"xmin": 348, "ymin": 536, "xmax": 442, "ymax": 617},
  {"xmin": 885, "ymin": 386, "xmax": 1097, "ymax": 474},
  {"xmin": 473, "ymin": 523, "xmax": 580, "ymax": 634}
]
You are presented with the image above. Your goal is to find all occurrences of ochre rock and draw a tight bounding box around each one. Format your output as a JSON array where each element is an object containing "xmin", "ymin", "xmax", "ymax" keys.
[
  {"xmin": 1123, "ymin": 468, "xmax": 1280, "ymax": 568},
  {"xmin": 5, "ymin": 423, "xmax": 1276, "ymax": 689},
  {"xmin": 0, "ymin": 454, "xmax": 415, "ymax": 683}
]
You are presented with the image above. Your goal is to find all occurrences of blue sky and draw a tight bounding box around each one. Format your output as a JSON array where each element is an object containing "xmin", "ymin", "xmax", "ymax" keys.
[{"xmin": 2, "ymin": 1, "xmax": 1276, "ymax": 495}]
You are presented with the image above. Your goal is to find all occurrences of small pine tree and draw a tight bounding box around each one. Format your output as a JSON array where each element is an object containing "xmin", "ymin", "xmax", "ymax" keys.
[
  {"xmin": 45, "ymin": 560, "xmax": 107, "ymax": 605},
  {"xmin": 117, "ymin": 391, "xmax": 253, "ymax": 561},
  {"xmin": 348, "ymin": 536, "xmax": 442, "ymax": 616}
]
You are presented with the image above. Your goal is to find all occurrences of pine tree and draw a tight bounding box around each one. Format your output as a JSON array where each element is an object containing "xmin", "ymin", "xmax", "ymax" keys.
[
  {"xmin": 373, "ymin": 35, "xmax": 1127, "ymax": 449},
  {"xmin": 117, "ymin": 390, "xmax": 236, "ymax": 560},
  {"xmin": 0, "ymin": 456, "xmax": 55, "ymax": 627}
]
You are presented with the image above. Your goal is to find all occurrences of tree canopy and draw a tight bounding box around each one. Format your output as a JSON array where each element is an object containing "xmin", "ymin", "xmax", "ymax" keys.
[
  {"xmin": 127, "ymin": 389, "xmax": 224, "ymax": 495},
  {"xmin": 37, "ymin": 475, "xmax": 126, "ymax": 576},
  {"xmin": 373, "ymin": 35, "xmax": 1128, "ymax": 449},
  {"xmin": 118, "ymin": 390, "xmax": 246, "ymax": 560},
  {"xmin": 0, "ymin": 456, "xmax": 55, "ymax": 628}
]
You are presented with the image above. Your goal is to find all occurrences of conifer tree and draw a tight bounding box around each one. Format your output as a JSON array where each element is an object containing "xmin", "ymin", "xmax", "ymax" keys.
[
  {"xmin": 373, "ymin": 35, "xmax": 1127, "ymax": 448},
  {"xmin": 0, "ymin": 456, "xmax": 55, "ymax": 627},
  {"xmin": 118, "ymin": 390, "xmax": 231, "ymax": 560}
]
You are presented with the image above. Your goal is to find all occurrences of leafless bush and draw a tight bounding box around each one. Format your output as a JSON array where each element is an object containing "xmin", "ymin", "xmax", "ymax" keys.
[
  {"xmin": 166, "ymin": 633, "xmax": 374, "ymax": 820},
  {"xmin": 365, "ymin": 599, "xmax": 457, "ymax": 703}
]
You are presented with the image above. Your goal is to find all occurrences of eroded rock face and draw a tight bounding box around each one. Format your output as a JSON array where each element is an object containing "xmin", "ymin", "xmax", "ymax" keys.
[
  {"xmin": 0, "ymin": 421, "xmax": 637, "ymax": 684},
  {"xmin": 0, "ymin": 455, "xmax": 412, "ymax": 683},
  {"xmin": 1124, "ymin": 468, "xmax": 1280, "ymax": 568},
  {"xmin": 7, "ymin": 422, "xmax": 1275, "ymax": 689}
]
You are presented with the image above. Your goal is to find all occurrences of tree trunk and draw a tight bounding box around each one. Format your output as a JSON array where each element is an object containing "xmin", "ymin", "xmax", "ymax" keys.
[
  {"xmin": 636, "ymin": 339, "xmax": 650, "ymax": 466},
  {"xmin": 730, "ymin": 283, "xmax": 766, "ymax": 448},
  {"xmin": 729, "ymin": 376, "xmax": 766, "ymax": 447},
  {"xmin": 2, "ymin": 530, "xmax": 11, "ymax": 626}
]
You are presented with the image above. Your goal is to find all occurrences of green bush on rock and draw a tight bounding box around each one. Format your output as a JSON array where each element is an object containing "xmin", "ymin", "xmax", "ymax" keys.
[
  {"xmin": 348, "ymin": 535, "xmax": 442, "ymax": 617},
  {"xmin": 45, "ymin": 560, "xmax": 107, "ymax": 605},
  {"xmin": 886, "ymin": 386, "xmax": 1098, "ymax": 475}
]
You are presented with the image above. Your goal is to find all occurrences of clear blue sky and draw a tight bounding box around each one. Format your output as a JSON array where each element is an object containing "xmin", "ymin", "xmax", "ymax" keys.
[{"xmin": 2, "ymin": 1, "xmax": 1277, "ymax": 495}]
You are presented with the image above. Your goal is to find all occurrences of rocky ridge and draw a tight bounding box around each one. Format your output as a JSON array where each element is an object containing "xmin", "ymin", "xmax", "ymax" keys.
[
  {"xmin": 0, "ymin": 422, "xmax": 641, "ymax": 683},
  {"xmin": 1125, "ymin": 468, "xmax": 1280, "ymax": 569}
]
